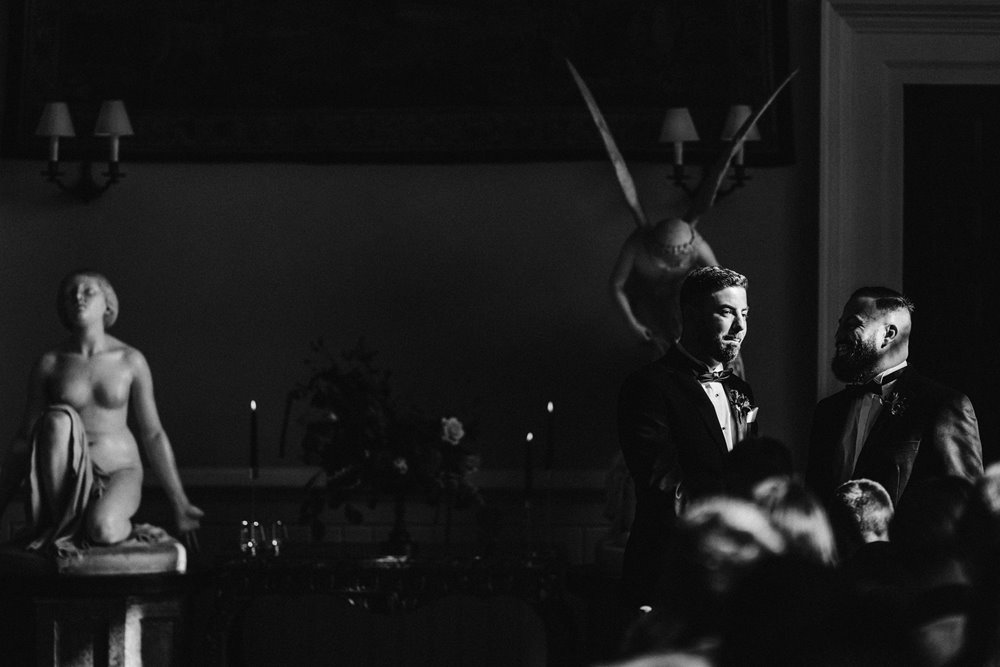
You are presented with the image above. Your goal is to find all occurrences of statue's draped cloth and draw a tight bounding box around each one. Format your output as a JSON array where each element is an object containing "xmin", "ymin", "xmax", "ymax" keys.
[{"xmin": 26, "ymin": 404, "xmax": 104, "ymax": 555}]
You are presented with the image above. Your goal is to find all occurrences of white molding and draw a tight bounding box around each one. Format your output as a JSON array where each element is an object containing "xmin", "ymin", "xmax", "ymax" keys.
[
  {"xmin": 834, "ymin": 2, "xmax": 1000, "ymax": 34},
  {"xmin": 156, "ymin": 467, "xmax": 607, "ymax": 490},
  {"xmin": 818, "ymin": 0, "xmax": 1000, "ymax": 398}
]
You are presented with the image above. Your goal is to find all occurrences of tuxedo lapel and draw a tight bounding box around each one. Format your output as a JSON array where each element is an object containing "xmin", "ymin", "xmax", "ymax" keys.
[
  {"xmin": 852, "ymin": 369, "xmax": 927, "ymax": 502},
  {"xmin": 660, "ymin": 350, "xmax": 729, "ymax": 456},
  {"xmin": 687, "ymin": 378, "xmax": 731, "ymax": 456},
  {"xmin": 861, "ymin": 371, "xmax": 915, "ymax": 454},
  {"xmin": 862, "ymin": 404, "xmax": 895, "ymax": 455}
]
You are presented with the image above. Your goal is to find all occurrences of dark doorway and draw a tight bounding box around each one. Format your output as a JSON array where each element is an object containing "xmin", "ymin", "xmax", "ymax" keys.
[{"xmin": 904, "ymin": 84, "xmax": 1000, "ymax": 465}]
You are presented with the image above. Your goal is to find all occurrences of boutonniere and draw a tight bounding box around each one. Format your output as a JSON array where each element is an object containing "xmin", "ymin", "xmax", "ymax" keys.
[
  {"xmin": 728, "ymin": 389, "xmax": 759, "ymax": 423},
  {"xmin": 883, "ymin": 391, "xmax": 908, "ymax": 416}
]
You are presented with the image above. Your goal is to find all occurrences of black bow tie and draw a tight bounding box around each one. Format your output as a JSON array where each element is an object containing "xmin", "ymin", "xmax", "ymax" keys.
[
  {"xmin": 846, "ymin": 368, "xmax": 905, "ymax": 398},
  {"xmin": 847, "ymin": 381, "xmax": 884, "ymax": 398},
  {"xmin": 696, "ymin": 368, "xmax": 733, "ymax": 383}
]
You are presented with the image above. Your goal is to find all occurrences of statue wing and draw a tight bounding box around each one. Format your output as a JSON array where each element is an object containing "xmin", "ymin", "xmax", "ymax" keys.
[
  {"xmin": 567, "ymin": 59, "xmax": 650, "ymax": 229},
  {"xmin": 683, "ymin": 68, "xmax": 799, "ymax": 227}
]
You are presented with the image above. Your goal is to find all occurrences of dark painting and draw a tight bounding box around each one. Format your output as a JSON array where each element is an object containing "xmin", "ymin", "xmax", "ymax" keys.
[{"xmin": 3, "ymin": 0, "xmax": 792, "ymax": 163}]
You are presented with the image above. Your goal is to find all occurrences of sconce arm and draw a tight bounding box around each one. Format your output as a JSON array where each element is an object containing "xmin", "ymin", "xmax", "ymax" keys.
[
  {"xmin": 43, "ymin": 160, "xmax": 124, "ymax": 203},
  {"xmin": 669, "ymin": 164, "xmax": 697, "ymax": 198}
]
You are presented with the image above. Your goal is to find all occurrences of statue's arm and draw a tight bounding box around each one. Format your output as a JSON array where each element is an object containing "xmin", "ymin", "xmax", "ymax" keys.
[
  {"xmin": 610, "ymin": 236, "xmax": 653, "ymax": 341},
  {"xmin": 129, "ymin": 349, "xmax": 203, "ymax": 533},
  {"xmin": 695, "ymin": 235, "xmax": 720, "ymax": 267}
]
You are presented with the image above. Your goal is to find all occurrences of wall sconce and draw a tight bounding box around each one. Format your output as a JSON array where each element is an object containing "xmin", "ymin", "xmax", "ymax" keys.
[
  {"xmin": 659, "ymin": 108, "xmax": 700, "ymax": 195},
  {"xmin": 660, "ymin": 104, "xmax": 761, "ymax": 199},
  {"xmin": 35, "ymin": 100, "xmax": 134, "ymax": 202}
]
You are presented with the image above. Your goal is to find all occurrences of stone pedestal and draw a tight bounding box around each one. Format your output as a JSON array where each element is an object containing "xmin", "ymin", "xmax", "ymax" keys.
[
  {"xmin": 35, "ymin": 593, "xmax": 183, "ymax": 667},
  {"xmin": 0, "ymin": 539, "xmax": 193, "ymax": 667}
]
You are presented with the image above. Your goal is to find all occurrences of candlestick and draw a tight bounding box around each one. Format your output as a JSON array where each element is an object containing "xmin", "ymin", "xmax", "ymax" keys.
[
  {"xmin": 545, "ymin": 402, "xmax": 555, "ymax": 471},
  {"xmin": 250, "ymin": 400, "xmax": 259, "ymax": 481},
  {"xmin": 524, "ymin": 432, "xmax": 534, "ymax": 501},
  {"xmin": 240, "ymin": 519, "xmax": 255, "ymax": 556}
]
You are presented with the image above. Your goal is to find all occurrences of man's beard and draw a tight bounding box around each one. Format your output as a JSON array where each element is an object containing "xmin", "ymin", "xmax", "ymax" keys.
[
  {"xmin": 831, "ymin": 339, "xmax": 880, "ymax": 383},
  {"xmin": 712, "ymin": 337, "xmax": 742, "ymax": 365}
]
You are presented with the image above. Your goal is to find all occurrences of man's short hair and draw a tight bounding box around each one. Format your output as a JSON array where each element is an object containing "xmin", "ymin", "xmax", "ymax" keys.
[
  {"xmin": 833, "ymin": 478, "xmax": 894, "ymax": 542},
  {"xmin": 679, "ymin": 266, "xmax": 748, "ymax": 311},
  {"xmin": 849, "ymin": 286, "xmax": 915, "ymax": 315},
  {"xmin": 753, "ymin": 476, "xmax": 838, "ymax": 565},
  {"xmin": 677, "ymin": 496, "xmax": 786, "ymax": 593}
]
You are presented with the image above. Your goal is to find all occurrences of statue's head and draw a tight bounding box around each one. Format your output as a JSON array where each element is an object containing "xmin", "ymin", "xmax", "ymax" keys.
[
  {"xmin": 57, "ymin": 269, "xmax": 119, "ymax": 330},
  {"xmin": 652, "ymin": 218, "xmax": 696, "ymax": 253}
]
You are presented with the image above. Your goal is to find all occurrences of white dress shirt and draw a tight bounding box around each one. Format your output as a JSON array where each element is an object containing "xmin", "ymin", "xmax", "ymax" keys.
[{"xmin": 676, "ymin": 344, "xmax": 737, "ymax": 451}]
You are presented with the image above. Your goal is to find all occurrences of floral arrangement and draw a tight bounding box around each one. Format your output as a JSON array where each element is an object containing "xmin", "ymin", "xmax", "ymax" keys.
[{"xmin": 287, "ymin": 338, "xmax": 483, "ymax": 533}]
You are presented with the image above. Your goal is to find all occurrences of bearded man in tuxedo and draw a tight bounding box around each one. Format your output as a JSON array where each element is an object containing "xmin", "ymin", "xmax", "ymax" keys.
[
  {"xmin": 806, "ymin": 287, "xmax": 983, "ymax": 508},
  {"xmin": 617, "ymin": 266, "xmax": 757, "ymax": 605}
]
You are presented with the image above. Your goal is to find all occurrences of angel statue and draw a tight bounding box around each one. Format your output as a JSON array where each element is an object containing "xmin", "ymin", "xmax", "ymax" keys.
[{"xmin": 568, "ymin": 61, "xmax": 796, "ymax": 369}]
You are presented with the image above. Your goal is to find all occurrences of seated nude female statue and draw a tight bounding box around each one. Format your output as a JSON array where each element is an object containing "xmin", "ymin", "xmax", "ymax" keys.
[{"xmin": 0, "ymin": 270, "xmax": 202, "ymax": 553}]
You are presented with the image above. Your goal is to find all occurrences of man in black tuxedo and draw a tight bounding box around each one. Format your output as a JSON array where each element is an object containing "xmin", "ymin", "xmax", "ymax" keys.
[
  {"xmin": 806, "ymin": 287, "xmax": 983, "ymax": 508},
  {"xmin": 618, "ymin": 266, "xmax": 757, "ymax": 605}
]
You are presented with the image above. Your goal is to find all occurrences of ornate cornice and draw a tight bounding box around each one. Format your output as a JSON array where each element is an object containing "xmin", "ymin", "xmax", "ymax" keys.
[{"xmin": 831, "ymin": 1, "xmax": 1000, "ymax": 33}]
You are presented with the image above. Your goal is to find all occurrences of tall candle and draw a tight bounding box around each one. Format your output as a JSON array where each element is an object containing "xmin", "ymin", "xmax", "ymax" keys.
[
  {"xmin": 250, "ymin": 400, "xmax": 259, "ymax": 481},
  {"xmin": 524, "ymin": 432, "xmax": 534, "ymax": 500},
  {"xmin": 278, "ymin": 392, "xmax": 293, "ymax": 459},
  {"xmin": 545, "ymin": 402, "xmax": 555, "ymax": 470}
]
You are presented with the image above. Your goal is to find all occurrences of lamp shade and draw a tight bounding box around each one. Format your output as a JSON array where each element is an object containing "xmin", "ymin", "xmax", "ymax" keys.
[
  {"xmin": 35, "ymin": 102, "xmax": 76, "ymax": 137},
  {"xmin": 658, "ymin": 107, "xmax": 699, "ymax": 143},
  {"xmin": 720, "ymin": 104, "xmax": 762, "ymax": 141},
  {"xmin": 94, "ymin": 100, "xmax": 134, "ymax": 136}
]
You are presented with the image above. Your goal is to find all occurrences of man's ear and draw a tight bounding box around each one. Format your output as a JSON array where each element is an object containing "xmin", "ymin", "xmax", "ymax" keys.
[{"xmin": 882, "ymin": 323, "xmax": 898, "ymax": 347}]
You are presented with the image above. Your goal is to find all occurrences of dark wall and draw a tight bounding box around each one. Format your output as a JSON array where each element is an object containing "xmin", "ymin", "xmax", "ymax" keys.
[{"xmin": 0, "ymin": 1, "xmax": 820, "ymax": 476}]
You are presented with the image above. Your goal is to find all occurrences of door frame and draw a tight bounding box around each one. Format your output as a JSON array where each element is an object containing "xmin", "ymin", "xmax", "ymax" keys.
[{"xmin": 818, "ymin": 0, "xmax": 1000, "ymax": 397}]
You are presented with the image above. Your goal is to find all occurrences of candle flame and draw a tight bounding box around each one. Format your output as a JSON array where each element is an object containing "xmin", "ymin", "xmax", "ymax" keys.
[
  {"xmin": 250, "ymin": 400, "xmax": 257, "ymax": 411},
  {"xmin": 526, "ymin": 432, "xmax": 534, "ymax": 441},
  {"xmin": 547, "ymin": 401, "xmax": 554, "ymax": 413}
]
